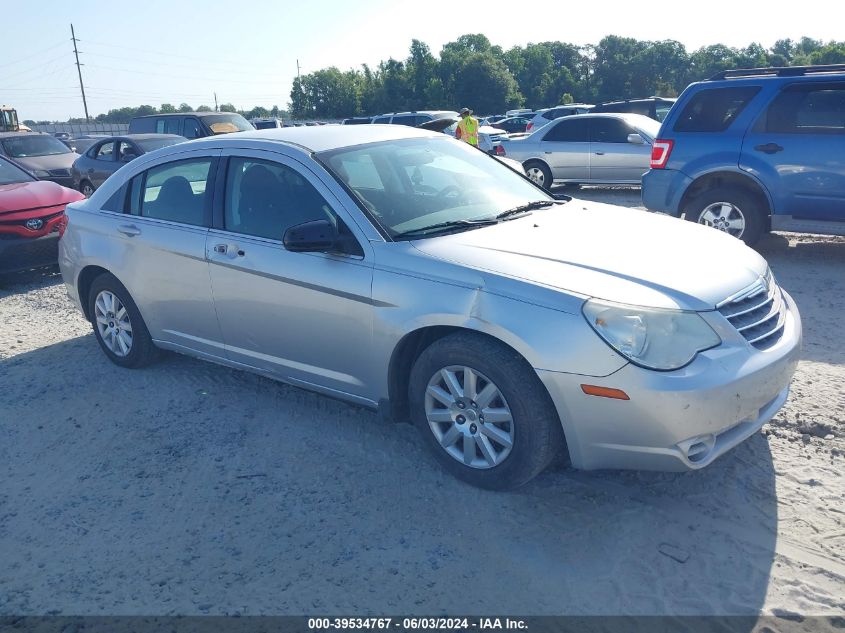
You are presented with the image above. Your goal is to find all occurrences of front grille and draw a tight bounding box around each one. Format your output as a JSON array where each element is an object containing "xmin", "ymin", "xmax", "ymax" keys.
[
  {"xmin": 48, "ymin": 168, "xmax": 71, "ymax": 177},
  {"xmin": 0, "ymin": 211, "xmax": 64, "ymax": 229},
  {"xmin": 717, "ymin": 271, "xmax": 786, "ymax": 350}
]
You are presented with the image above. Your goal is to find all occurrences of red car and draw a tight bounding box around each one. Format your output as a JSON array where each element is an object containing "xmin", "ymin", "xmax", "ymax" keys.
[{"xmin": 0, "ymin": 156, "xmax": 84, "ymax": 274}]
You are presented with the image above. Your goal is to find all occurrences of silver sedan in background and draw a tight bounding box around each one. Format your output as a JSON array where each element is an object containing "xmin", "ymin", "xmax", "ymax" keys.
[
  {"xmin": 59, "ymin": 126, "xmax": 800, "ymax": 490},
  {"xmin": 496, "ymin": 113, "xmax": 661, "ymax": 189}
]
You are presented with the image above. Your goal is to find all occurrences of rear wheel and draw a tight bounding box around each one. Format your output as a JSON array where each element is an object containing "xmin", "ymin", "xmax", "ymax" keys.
[
  {"xmin": 88, "ymin": 273, "xmax": 158, "ymax": 368},
  {"xmin": 409, "ymin": 332, "xmax": 564, "ymax": 490},
  {"xmin": 684, "ymin": 186, "xmax": 766, "ymax": 246},
  {"xmin": 523, "ymin": 161, "xmax": 553, "ymax": 190}
]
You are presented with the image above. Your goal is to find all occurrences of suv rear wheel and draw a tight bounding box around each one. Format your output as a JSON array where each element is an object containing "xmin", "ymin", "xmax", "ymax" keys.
[{"xmin": 684, "ymin": 186, "xmax": 766, "ymax": 246}]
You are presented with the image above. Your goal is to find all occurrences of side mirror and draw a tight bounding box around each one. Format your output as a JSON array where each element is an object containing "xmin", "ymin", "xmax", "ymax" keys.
[
  {"xmin": 283, "ymin": 219, "xmax": 338, "ymax": 253},
  {"xmin": 627, "ymin": 133, "xmax": 645, "ymax": 145}
]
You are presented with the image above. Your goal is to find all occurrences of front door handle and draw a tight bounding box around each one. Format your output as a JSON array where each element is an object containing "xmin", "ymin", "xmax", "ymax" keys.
[
  {"xmin": 117, "ymin": 224, "xmax": 141, "ymax": 237},
  {"xmin": 212, "ymin": 243, "xmax": 245, "ymax": 257},
  {"xmin": 754, "ymin": 143, "xmax": 784, "ymax": 154},
  {"xmin": 594, "ymin": 151, "xmax": 605, "ymax": 155}
]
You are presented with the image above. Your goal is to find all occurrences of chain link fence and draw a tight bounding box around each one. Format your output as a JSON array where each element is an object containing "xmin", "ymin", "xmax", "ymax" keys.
[{"xmin": 29, "ymin": 123, "xmax": 129, "ymax": 136}]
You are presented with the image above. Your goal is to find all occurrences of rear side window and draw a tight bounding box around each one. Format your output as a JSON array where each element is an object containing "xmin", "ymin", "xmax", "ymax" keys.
[
  {"xmin": 392, "ymin": 115, "xmax": 418, "ymax": 127},
  {"xmin": 155, "ymin": 118, "xmax": 181, "ymax": 135},
  {"xmin": 764, "ymin": 83, "xmax": 845, "ymax": 134},
  {"xmin": 674, "ymin": 87, "xmax": 760, "ymax": 132},
  {"xmin": 133, "ymin": 158, "xmax": 212, "ymax": 226},
  {"xmin": 373, "ymin": 116, "xmax": 391, "ymax": 124},
  {"xmin": 543, "ymin": 118, "xmax": 590, "ymax": 142}
]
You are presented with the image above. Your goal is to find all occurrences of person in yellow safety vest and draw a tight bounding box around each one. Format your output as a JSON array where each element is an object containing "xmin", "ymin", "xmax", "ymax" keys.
[{"xmin": 455, "ymin": 107, "xmax": 479, "ymax": 147}]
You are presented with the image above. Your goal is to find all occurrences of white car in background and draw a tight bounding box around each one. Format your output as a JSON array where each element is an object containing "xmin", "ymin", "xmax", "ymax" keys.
[
  {"xmin": 417, "ymin": 116, "xmax": 508, "ymax": 153},
  {"xmin": 525, "ymin": 104, "xmax": 594, "ymax": 133}
]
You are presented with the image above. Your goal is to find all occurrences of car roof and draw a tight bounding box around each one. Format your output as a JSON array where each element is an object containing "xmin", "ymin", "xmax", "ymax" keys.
[
  {"xmin": 132, "ymin": 112, "xmax": 233, "ymax": 119},
  {"xmin": 541, "ymin": 112, "xmax": 659, "ymax": 126},
  {"xmin": 181, "ymin": 125, "xmax": 444, "ymax": 153},
  {"xmin": 0, "ymin": 131, "xmax": 52, "ymax": 139}
]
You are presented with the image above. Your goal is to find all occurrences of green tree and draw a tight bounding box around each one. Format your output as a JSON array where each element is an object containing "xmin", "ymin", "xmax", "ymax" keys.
[
  {"xmin": 178, "ymin": 103, "xmax": 193, "ymax": 113},
  {"xmin": 451, "ymin": 52, "xmax": 522, "ymax": 114},
  {"xmin": 160, "ymin": 103, "xmax": 176, "ymax": 113},
  {"xmin": 219, "ymin": 103, "xmax": 237, "ymax": 113},
  {"xmin": 196, "ymin": 105, "xmax": 213, "ymax": 112}
]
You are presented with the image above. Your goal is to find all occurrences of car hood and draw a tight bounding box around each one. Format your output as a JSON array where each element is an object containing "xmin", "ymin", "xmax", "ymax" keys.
[
  {"xmin": 0, "ymin": 180, "xmax": 84, "ymax": 213},
  {"xmin": 12, "ymin": 152, "xmax": 79, "ymax": 172},
  {"xmin": 411, "ymin": 200, "xmax": 769, "ymax": 311}
]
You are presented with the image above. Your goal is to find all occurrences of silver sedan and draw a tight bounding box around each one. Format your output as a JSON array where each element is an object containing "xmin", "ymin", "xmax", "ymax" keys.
[
  {"xmin": 496, "ymin": 113, "xmax": 661, "ymax": 189},
  {"xmin": 59, "ymin": 126, "xmax": 801, "ymax": 489}
]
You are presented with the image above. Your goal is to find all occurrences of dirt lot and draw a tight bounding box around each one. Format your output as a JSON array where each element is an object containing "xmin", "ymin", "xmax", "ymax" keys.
[{"xmin": 0, "ymin": 188, "xmax": 843, "ymax": 619}]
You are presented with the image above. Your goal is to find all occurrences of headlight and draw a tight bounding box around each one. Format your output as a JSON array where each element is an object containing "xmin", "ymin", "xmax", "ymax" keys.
[
  {"xmin": 33, "ymin": 170, "xmax": 51, "ymax": 178},
  {"xmin": 582, "ymin": 299, "xmax": 721, "ymax": 371}
]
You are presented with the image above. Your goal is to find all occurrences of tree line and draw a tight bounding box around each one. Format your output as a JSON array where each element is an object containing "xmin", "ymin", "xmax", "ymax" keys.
[
  {"xmin": 24, "ymin": 34, "xmax": 845, "ymax": 125},
  {"xmin": 290, "ymin": 34, "xmax": 845, "ymax": 118}
]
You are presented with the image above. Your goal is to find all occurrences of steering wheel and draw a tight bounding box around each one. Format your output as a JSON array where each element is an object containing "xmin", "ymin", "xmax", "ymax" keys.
[
  {"xmin": 436, "ymin": 185, "xmax": 463, "ymax": 200},
  {"xmin": 414, "ymin": 184, "xmax": 438, "ymax": 195}
]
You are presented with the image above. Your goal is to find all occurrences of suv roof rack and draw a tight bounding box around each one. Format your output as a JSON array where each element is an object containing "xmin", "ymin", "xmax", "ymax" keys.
[{"xmin": 708, "ymin": 64, "xmax": 845, "ymax": 80}]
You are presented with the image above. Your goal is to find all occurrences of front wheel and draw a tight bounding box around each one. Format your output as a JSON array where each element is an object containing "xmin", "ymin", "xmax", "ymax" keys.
[
  {"xmin": 523, "ymin": 161, "xmax": 553, "ymax": 190},
  {"xmin": 408, "ymin": 332, "xmax": 564, "ymax": 490},
  {"xmin": 684, "ymin": 186, "xmax": 766, "ymax": 246},
  {"xmin": 80, "ymin": 180, "xmax": 95, "ymax": 198}
]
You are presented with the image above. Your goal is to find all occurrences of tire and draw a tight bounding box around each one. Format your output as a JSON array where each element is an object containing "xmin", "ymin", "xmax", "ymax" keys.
[
  {"xmin": 523, "ymin": 160, "xmax": 553, "ymax": 191},
  {"xmin": 408, "ymin": 332, "xmax": 564, "ymax": 490},
  {"xmin": 684, "ymin": 186, "xmax": 766, "ymax": 246},
  {"xmin": 80, "ymin": 180, "xmax": 95, "ymax": 198},
  {"xmin": 88, "ymin": 272, "xmax": 158, "ymax": 368}
]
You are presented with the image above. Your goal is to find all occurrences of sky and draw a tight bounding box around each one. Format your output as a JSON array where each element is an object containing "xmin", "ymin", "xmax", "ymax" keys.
[{"xmin": 2, "ymin": 0, "xmax": 843, "ymax": 121}]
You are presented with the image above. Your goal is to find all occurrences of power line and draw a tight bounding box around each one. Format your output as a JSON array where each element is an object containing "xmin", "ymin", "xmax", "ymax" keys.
[{"xmin": 71, "ymin": 24, "xmax": 90, "ymax": 122}]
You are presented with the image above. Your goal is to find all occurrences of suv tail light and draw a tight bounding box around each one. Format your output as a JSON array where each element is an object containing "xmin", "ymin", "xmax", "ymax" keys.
[
  {"xmin": 650, "ymin": 139, "xmax": 674, "ymax": 169},
  {"xmin": 495, "ymin": 145, "xmax": 506, "ymax": 156},
  {"xmin": 526, "ymin": 122, "xmax": 533, "ymax": 132}
]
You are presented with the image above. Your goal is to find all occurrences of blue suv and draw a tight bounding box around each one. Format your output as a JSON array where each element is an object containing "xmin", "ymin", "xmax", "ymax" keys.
[{"xmin": 642, "ymin": 64, "xmax": 845, "ymax": 245}]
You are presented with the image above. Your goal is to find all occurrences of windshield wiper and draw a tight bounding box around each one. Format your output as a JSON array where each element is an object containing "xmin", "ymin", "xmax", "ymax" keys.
[
  {"xmin": 496, "ymin": 199, "xmax": 563, "ymax": 220},
  {"xmin": 393, "ymin": 219, "xmax": 498, "ymax": 240}
]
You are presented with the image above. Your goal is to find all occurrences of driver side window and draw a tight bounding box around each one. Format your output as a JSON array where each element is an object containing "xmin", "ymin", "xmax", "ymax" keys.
[{"xmin": 224, "ymin": 157, "xmax": 336, "ymax": 241}]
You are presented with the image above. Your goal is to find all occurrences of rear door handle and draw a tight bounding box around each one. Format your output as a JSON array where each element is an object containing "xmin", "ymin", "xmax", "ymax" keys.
[
  {"xmin": 117, "ymin": 224, "xmax": 141, "ymax": 237},
  {"xmin": 594, "ymin": 151, "xmax": 605, "ymax": 155},
  {"xmin": 754, "ymin": 143, "xmax": 784, "ymax": 154}
]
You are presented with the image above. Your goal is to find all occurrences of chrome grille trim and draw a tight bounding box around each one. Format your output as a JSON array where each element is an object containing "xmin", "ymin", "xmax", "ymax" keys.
[{"xmin": 717, "ymin": 271, "xmax": 786, "ymax": 350}]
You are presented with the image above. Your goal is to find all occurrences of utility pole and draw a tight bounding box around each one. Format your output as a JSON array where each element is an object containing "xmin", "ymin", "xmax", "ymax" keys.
[
  {"xmin": 214, "ymin": 92, "xmax": 218, "ymax": 112},
  {"xmin": 297, "ymin": 59, "xmax": 301, "ymax": 80},
  {"xmin": 70, "ymin": 24, "xmax": 90, "ymax": 122}
]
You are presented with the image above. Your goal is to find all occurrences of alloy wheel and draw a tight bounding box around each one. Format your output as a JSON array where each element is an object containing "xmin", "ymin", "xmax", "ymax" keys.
[
  {"xmin": 526, "ymin": 167, "xmax": 545, "ymax": 187},
  {"xmin": 424, "ymin": 365, "xmax": 514, "ymax": 469},
  {"xmin": 698, "ymin": 201, "xmax": 746, "ymax": 238},
  {"xmin": 94, "ymin": 290, "xmax": 133, "ymax": 357}
]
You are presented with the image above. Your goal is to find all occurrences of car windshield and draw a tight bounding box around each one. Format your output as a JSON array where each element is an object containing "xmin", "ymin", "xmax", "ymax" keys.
[
  {"xmin": 202, "ymin": 114, "xmax": 254, "ymax": 134},
  {"xmin": 0, "ymin": 156, "xmax": 35, "ymax": 185},
  {"xmin": 136, "ymin": 137, "xmax": 185, "ymax": 152},
  {"xmin": 319, "ymin": 136, "xmax": 554, "ymax": 239},
  {"xmin": 1, "ymin": 135, "xmax": 72, "ymax": 158}
]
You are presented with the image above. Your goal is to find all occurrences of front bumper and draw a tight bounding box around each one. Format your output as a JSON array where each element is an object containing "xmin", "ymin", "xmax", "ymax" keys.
[
  {"xmin": 0, "ymin": 233, "xmax": 60, "ymax": 274},
  {"xmin": 538, "ymin": 290, "xmax": 802, "ymax": 471}
]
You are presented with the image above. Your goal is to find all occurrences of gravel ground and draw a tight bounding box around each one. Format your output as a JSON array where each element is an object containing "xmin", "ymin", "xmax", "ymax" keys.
[{"xmin": 0, "ymin": 188, "xmax": 843, "ymax": 618}]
